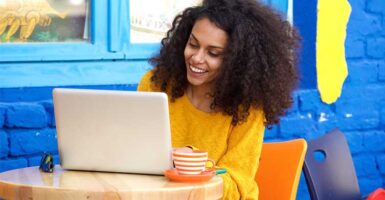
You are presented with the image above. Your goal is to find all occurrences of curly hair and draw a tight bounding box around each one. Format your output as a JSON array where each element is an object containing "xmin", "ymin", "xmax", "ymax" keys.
[{"xmin": 150, "ymin": 0, "xmax": 300, "ymax": 128}]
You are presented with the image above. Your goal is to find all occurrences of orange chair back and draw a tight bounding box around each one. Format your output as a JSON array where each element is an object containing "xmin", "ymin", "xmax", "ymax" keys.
[{"xmin": 255, "ymin": 139, "xmax": 307, "ymax": 200}]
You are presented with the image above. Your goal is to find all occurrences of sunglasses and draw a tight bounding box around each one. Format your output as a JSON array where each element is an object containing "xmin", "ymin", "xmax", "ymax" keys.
[{"xmin": 39, "ymin": 153, "xmax": 55, "ymax": 173}]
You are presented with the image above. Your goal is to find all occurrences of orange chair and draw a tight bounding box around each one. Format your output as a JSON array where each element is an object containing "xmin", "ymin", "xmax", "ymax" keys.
[{"xmin": 255, "ymin": 139, "xmax": 307, "ymax": 200}]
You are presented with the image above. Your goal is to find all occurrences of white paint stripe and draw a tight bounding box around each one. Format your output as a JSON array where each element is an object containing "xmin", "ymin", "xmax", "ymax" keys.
[
  {"xmin": 172, "ymin": 156, "xmax": 207, "ymax": 162},
  {"xmin": 173, "ymin": 151, "xmax": 208, "ymax": 157},
  {"xmin": 176, "ymin": 166, "xmax": 205, "ymax": 171},
  {"xmin": 174, "ymin": 161, "xmax": 206, "ymax": 166}
]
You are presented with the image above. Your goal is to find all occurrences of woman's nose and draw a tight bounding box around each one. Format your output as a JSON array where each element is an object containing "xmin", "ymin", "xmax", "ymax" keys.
[{"xmin": 191, "ymin": 49, "xmax": 205, "ymax": 63}]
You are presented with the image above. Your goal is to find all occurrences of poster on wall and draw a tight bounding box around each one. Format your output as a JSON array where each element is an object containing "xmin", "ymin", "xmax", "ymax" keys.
[{"xmin": 0, "ymin": 0, "xmax": 89, "ymax": 43}]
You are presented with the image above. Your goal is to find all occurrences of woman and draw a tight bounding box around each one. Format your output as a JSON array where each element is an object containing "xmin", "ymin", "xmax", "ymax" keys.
[{"xmin": 138, "ymin": 0, "xmax": 300, "ymax": 199}]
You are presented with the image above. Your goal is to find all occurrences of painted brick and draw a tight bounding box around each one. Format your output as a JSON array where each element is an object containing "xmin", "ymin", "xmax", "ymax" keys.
[
  {"xmin": 345, "ymin": 38, "xmax": 365, "ymax": 58},
  {"xmin": 0, "ymin": 104, "xmax": 6, "ymax": 128},
  {"xmin": 40, "ymin": 101, "xmax": 55, "ymax": 127},
  {"xmin": 263, "ymin": 125, "xmax": 279, "ymax": 139},
  {"xmin": 363, "ymin": 131, "xmax": 385, "ymax": 152},
  {"xmin": 286, "ymin": 92, "xmax": 299, "ymax": 114},
  {"xmin": 28, "ymin": 154, "xmax": 60, "ymax": 167},
  {"xmin": 353, "ymin": 155, "xmax": 380, "ymax": 178},
  {"xmin": 0, "ymin": 85, "xmax": 137, "ymax": 102},
  {"xmin": 340, "ymin": 85, "xmax": 385, "ymax": 103},
  {"xmin": 379, "ymin": 62, "xmax": 385, "ymax": 81},
  {"xmin": 367, "ymin": 37, "xmax": 385, "ymax": 58},
  {"xmin": 5, "ymin": 103, "xmax": 47, "ymax": 128},
  {"xmin": 335, "ymin": 97, "xmax": 379, "ymax": 114},
  {"xmin": 346, "ymin": 60, "xmax": 379, "ymax": 84},
  {"xmin": 376, "ymin": 155, "xmax": 385, "ymax": 174},
  {"xmin": 9, "ymin": 129, "xmax": 58, "ymax": 156},
  {"xmin": 345, "ymin": 131, "xmax": 365, "ymax": 154},
  {"xmin": 0, "ymin": 158, "xmax": 28, "ymax": 172},
  {"xmin": 336, "ymin": 98, "xmax": 380, "ymax": 130},
  {"xmin": 0, "ymin": 130, "xmax": 8, "ymax": 158},
  {"xmin": 315, "ymin": 111, "xmax": 338, "ymax": 134},
  {"xmin": 358, "ymin": 177, "xmax": 383, "ymax": 197},
  {"xmin": 348, "ymin": 1, "xmax": 382, "ymax": 37},
  {"xmin": 279, "ymin": 113, "xmax": 316, "ymax": 139},
  {"xmin": 381, "ymin": 17, "xmax": 385, "ymax": 36},
  {"xmin": 298, "ymin": 89, "xmax": 330, "ymax": 112},
  {"xmin": 367, "ymin": 0, "xmax": 385, "ymax": 14},
  {"xmin": 337, "ymin": 111, "xmax": 380, "ymax": 131},
  {"xmin": 0, "ymin": 87, "xmax": 54, "ymax": 102}
]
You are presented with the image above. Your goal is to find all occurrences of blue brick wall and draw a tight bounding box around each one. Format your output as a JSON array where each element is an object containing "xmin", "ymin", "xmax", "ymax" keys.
[
  {"xmin": 6, "ymin": 103, "xmax": 48, "ymax": 128},
  {"xmin": 0, "ymin": 0, "xmax": 384, "ymax": 200},
  {"xmin": 290, "ymin": 0, "xmax": 385, "ymax": 198},
  {"xmin": 346, "ymin": 0, "xmax": 385, "ymax": 195},
  {"xmin": 0, "ymin": 85, "xmax": 136, "ymax": 172}
]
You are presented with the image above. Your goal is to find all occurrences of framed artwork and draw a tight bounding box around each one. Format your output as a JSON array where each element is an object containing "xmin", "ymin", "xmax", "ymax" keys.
[
  {"xmin": 0, "ymin": 0, "xmax": 89, "ymax": 43},
  {"xmin": 0, "ymin": 0, "xmax": 124, "ymax": 62}
]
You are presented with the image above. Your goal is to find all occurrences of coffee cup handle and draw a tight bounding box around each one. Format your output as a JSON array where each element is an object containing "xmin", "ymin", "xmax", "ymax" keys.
[{"xmin": 206, "ymin": 159, "xmax": 216, "ymax": 171}]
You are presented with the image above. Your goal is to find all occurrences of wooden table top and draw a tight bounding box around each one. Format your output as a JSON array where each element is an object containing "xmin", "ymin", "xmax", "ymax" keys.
[{"xmin": 0, "ymin": 165, "xmax": 223, "ymax": 200}]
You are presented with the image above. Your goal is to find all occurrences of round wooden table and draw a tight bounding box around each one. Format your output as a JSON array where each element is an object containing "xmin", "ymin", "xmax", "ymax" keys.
[{"xmin": 0, "ymin": 166, "xmax": 223, "ymax": 200}]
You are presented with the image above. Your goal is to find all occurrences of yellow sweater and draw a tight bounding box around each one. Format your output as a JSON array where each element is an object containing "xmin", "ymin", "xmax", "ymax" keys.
[{"xmin": 138, "ymin": 70, "xmax": 265, "ymax": 200}]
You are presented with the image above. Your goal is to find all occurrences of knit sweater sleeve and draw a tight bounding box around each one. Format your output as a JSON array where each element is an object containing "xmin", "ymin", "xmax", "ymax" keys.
[
  {"xmin": 217, "ymin": 109, "xmax": 265, "ymax": 200},
  {"xmin": 137, "ymin": 70, "xmax": 154, "ymax": 92}
]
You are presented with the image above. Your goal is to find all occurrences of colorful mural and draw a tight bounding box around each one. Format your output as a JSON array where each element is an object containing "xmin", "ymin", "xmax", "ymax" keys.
[{"xmin": 0, "ymin": 0, "xmax": 88, "ymax": 43}]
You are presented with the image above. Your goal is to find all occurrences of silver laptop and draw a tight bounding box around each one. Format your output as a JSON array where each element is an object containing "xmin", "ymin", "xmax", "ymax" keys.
[{"xmin": 53, "ymin": 88, "xmax": 173, "ymax": 175}]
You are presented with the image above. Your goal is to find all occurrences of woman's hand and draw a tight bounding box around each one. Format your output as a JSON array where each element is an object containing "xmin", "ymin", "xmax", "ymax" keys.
[{"xmin": 172, "ymin": 147, "xmax": 194, "ymax": 153}]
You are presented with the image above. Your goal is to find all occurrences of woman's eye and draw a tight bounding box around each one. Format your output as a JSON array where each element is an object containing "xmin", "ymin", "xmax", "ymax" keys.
[
  {"xmin": 189, "ymin": 42, "xmax": 198, "ymax": 48},
  {"xmin": 209, "ymin": 52, "xmax": 220, "ymax": 57}
]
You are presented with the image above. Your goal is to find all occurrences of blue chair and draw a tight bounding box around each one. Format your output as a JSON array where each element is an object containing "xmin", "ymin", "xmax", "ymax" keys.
[{"xmin": 303, "ymin": 128, "xmax": 362, "ymax": 200}]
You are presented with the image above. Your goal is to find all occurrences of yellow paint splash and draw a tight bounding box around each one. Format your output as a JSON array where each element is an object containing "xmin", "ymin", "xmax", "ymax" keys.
[{"xmin": 317, "ymin": 0, "xmax": 351, "ymax": 104}]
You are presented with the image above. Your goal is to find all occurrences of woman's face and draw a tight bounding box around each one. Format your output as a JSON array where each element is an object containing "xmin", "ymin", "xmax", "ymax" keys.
[{"xmin": 184, "ymin": 17, "xmax": 228, "ymax": 89}]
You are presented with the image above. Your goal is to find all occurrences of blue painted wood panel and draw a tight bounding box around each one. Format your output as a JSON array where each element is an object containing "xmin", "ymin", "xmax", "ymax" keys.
[
  {"xmin": 294, "ymin": 0, "xmax": 317, "ymax": 89},
  {"xmin": 0, "ymin": 60, "xmax": 152, "ymax": 88}
]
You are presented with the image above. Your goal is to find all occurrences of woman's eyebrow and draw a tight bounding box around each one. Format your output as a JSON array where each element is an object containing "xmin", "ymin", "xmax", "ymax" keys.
[
  {"xmin": 190, "ymin": 34, "xmax": 199, "ymax": 42},
  {"xmin": 190, "ymin": 33, "xmax": 225, "ymax": 50}
]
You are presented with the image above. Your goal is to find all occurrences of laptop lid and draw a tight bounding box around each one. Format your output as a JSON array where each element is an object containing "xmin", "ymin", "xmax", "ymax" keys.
[{"xmin": 53, "ymin": 88, "xmax": 173, "ymax": 175}]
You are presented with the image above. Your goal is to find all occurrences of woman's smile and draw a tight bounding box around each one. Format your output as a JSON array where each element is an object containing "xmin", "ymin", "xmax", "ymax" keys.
[{"xmin": 189, "ymin": 65, "xmax": 208, "ymax": 73}]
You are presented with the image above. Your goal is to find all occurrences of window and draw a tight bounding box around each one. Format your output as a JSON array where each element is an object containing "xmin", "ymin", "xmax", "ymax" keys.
[
  {"xmin": 0, "ymin": 0, "xmax": 311, "ymax": 88},
  {"xmin": 0, "ymin": 0, "xmax": 293, "ymax": 61},
  {"xmin": 261, "ymin": 0, "xmax": 289, "ymax": 18},
  {"xmin": 129, "ymin": 0, "xmax": 199, "ymax": 43}
]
